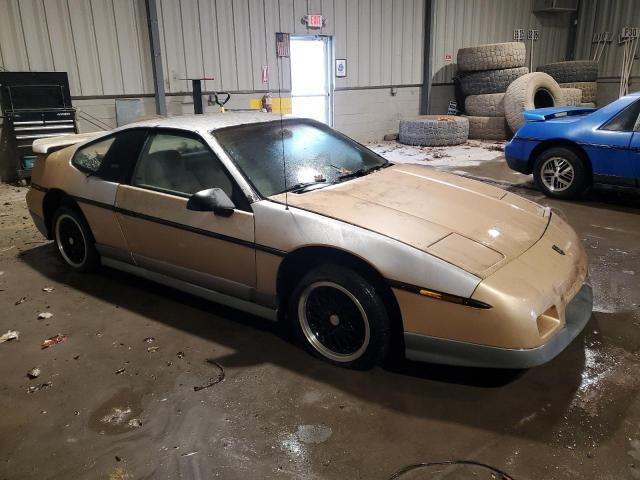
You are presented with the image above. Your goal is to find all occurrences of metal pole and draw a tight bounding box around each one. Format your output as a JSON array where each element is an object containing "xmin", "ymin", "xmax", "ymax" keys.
[
  {"xmin": 420, "ymin": 0, "xmax": 434, "ymax": 115},
  {"xmin": 565, "ymin": 0, "xmax": 581, "ymax": 60},
  {"xmin": 145, "ymin": 0, "xmax": 166, "ymax": 116},
  {"xmin": 192, "ymin": 80, "xmax": 203, "ymax": 114}
]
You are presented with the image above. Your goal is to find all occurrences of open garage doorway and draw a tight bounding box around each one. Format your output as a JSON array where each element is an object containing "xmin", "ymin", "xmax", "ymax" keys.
[{"xmin": 290, "ymin": 35, "xmax": 333, "ymax": 125}]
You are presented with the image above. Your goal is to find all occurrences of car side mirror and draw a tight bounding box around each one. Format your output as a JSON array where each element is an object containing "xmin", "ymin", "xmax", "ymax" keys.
[{"xmin": 186, "ymin": 188, "xmax": 235, "ymax": 217}]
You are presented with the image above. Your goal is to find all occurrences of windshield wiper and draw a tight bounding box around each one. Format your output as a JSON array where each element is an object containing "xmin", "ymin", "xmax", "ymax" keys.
[
  {"xmin": 285, "ymin": 180, "xmax": 328, "ymax": 193},
  {"xmin": 337, "ymin": 162, "xmax": 389, "ymax": 182}
]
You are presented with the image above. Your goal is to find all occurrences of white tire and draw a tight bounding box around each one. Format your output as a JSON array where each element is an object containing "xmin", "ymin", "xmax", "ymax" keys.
[
  {"xmin": 504, "ymin": 72, "xmax": 563, "ymax": 132},
  {"xmin": 398, "ymin": 115, "xmax": 469, "ymax": 147}
]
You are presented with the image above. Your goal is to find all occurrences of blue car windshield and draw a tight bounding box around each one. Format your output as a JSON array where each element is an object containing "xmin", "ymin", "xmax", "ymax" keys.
[{"xmin": 213, "ymin": 119, "xmax": 388, "ymax": 197}]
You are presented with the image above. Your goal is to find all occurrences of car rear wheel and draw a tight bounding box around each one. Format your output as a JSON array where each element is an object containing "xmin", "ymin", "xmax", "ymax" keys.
[
  {"xmin": 53, "ymin": 206, "xmax": 99, "ymax": 272},
  {"xmin": 533, "ymin": 147, "xmax": 589, "ymax": 199},
  {"xmin": 289, "ymin": 264, "xmax": 391, "ymax": 369}
]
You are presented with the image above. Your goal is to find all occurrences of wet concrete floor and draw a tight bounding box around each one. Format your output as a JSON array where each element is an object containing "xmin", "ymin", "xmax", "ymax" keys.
[{"xmin": 1, "ymin": 153, "xmax": 639, "ymax": 479}]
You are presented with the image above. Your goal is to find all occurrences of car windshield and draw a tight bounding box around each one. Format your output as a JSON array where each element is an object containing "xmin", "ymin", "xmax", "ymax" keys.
[{"xmin": 213, "ymin": 119, "xmax": 388, "ymax": 197}]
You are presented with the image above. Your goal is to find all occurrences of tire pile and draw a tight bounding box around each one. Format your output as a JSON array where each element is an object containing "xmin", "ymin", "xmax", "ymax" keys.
[
  {"xmin": 536, "ymin": 61, "xmax": 598, "ymax": 107},
  {"xmin": 457, "ymin": 42, "xmax": 528, "ymax": 140}
]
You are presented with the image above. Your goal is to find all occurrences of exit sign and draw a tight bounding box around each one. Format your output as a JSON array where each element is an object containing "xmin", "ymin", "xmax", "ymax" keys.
[{"xmin": 304, "ymin": 14, "xmax": 324, "ymax": 29}]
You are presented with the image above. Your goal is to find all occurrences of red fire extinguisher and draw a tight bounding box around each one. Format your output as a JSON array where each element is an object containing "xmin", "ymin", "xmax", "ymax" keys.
[{"xmin": 261, "ymin": 93, "xmax": 273, "ymax": 112}]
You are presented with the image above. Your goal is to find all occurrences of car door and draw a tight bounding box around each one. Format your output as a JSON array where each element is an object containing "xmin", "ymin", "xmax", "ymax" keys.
[
  {"xmin": 629, "ymin": 106, "xmax": 640, "ymax": 184},
  {"xmin": 590, "ymin": 99, "xmax": 640, "ymax": 185},
  {"xmin": 115, "ymin": 128, "xmax": 256, "ymax": 300}
]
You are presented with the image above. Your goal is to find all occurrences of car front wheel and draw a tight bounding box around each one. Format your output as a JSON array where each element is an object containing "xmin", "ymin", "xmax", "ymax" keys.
[
  {"xmin": 53, "ymin": 206, "xmax": 99, "ymax": 272},
  {"xmin": 289, "ymin": 264, "xmax": 391, "ymax": 369},
  {"xmin": 533, "ymin": 147, "xmax": 589, "ymax": 199}
]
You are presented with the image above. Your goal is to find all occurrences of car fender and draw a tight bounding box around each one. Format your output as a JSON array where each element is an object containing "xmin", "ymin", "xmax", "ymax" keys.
[{"xmin": 251, "ymin": 199, "xmax": 481, "ymax": 300}]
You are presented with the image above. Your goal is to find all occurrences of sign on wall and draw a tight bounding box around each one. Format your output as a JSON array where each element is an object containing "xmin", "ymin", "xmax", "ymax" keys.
[
  {"xmin": 302, "ymin": 14, "xmax": 325, "ymax": 29},
  {"xmin": 336, "ymin": 59, "xmax": 347, "ymax": 77}
]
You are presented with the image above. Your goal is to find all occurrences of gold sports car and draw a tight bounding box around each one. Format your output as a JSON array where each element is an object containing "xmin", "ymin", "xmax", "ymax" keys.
[{"xmin": 26, "ymin": 113, "xmax": 593, "ymax": 369}]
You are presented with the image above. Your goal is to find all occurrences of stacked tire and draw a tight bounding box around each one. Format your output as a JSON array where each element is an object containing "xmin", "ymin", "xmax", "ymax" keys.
[
  {"xmin": 398, "ymin": 115, "xmax": 469, "ymax": 147},
  {"xmin": 536, "ymin": 61, "xmax": 598, "ymax": 106},
  {"xmin": 458, "ymin": 43, "xmax": 528, "ymax": 140}
]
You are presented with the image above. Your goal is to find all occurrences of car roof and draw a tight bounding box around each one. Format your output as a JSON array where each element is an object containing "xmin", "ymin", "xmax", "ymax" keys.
[{"xmin": 116, "ymin": 111, "xmax": 288, "ymax": 134}]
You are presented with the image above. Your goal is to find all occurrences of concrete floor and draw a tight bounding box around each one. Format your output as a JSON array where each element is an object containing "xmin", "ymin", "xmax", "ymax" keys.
[{"xmin": 1, "ymin": 144, "xmax": 640, "ymax": 480}]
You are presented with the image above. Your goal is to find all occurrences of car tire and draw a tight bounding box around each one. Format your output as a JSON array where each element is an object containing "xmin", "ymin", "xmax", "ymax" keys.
[
  {"xmin": 504, "ymin": 72, "xmax": 563, "ymax": 132},
  {"xmin": 464, "ymin": 93, "xmax": 506, "ymax": 117},
  {"xmin": 536, "ymin": 61, "xmax": 598, "ymax": 83},
  {"xmin": 288, "ymin": 264, "xmax": 391, "ymax": 369},
  {"xmin": 457, "ymin": 42, "xmax": 526, "ymax": 72},
  {"xmin": 398, "ymin": 115, "xmax": 469, "ymax": 146},
  {"xmin": 459, "ymin": 67, "xmax": 529, "ymax": 96},
  {"xmin": 52, "ymin": 206, "xmax": 99, "ymax": 272},
  {"xmin": 533, "ymin": 147, "xmax": 589, "ymax": 200},
  {"xmin": 466, "ymin": 116, "xmax": 510, "ymax": 140}
]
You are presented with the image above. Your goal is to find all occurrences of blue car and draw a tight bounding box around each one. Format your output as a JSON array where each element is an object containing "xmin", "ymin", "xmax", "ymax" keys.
[{"xmin": 505, "ymin": 92, "xmax": 640, "ymax": 199}]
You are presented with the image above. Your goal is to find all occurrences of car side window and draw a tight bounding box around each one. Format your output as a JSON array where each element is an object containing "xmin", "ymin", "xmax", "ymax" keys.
[
  {"xmin": 96, "ymin": 128, "xmax": 149, "ymax": 183},
  {"xmin": 72, "ymin": 137, "xmax": 116, "ymax": 173},
  {"xmin": 131, "ymin": 131, "xmax": 248, "ymax": 210},
  {"xmin": 601, "ymin": 100, "xmax": 640, "ymax": 132}
]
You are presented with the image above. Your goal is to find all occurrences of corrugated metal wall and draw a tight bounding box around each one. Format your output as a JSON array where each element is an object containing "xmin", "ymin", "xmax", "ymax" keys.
[
  {"xmin": 575, "ymin": 0, "xmax": 640, "ymax": 79},
  {"xmin": 0, "ymin": 0, "xmax": 423, "ymax": 97},
  {"xmin": 0, "ymin": 0, "xmax": 154, "ymax": 96},
  {"xmin": 432, "ymin": 0, "xmax": 573, "ymax": 84},
  {"xmin": 156, "ymin": 0, "xmax": 423, "ymax": 92}
]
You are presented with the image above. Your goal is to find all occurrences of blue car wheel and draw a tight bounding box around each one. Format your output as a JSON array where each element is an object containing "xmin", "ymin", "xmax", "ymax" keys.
[{"xmin": 533, "ymin": 147, "xmax": 589, "ymax": 200}]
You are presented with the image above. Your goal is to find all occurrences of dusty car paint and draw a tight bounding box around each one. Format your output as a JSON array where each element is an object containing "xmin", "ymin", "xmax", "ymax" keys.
[{"xmin": 25, "ymin": 113, "xmax": 592, "ymax": 367}]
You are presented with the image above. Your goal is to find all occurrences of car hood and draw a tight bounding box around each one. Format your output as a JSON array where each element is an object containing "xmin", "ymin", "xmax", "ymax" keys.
[{"xmin": 272, "ymin": 164, "xmax": 550, "ymax": 278}]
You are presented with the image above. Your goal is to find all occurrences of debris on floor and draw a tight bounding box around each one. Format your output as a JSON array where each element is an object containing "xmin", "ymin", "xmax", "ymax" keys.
[
  {"xmin": 14, "ymin": 296, "xmax": 26, "ymax": 305},
  {"xmin": 115, "ymin": 367, "xmax": 126, "ymax": 375},
  {"xmin": 143, "ymin": 337, "xmax": 154, "ymax": 343},
  {"xmin": 100, "ymin": 407, "xmax": 141, "ymax": 430},
  {"xmin": 41, "ymin": 334, "xmax": 66, "ymax": 349},
  {"xmin": 109, "ymin": 467, "xmax": 129, "ymax": 480},
  {"xmin": 42, "ymin": 286, "xmax": 54, "ymax": 293},
  {"xmin": 27, "ymin": 367, "xmax": 41, "ymax": 379},
  {"xmin": 176, "ymin": 351, "xmax": 185, "ymax": 359},
  {"xmin": 147, "ymin": 346, "xmax": 159, "ymax": 353},
  {"xmin": 27, "ymin": 381, "xmax": 52, "ymax": 394},
  {"xmin": 0, "ymin": 330, "xmax": 19, "ymax": 343},
  {"xmin": 37, "ymin": 312, "xmax": 53, "ymax": 320},
  {"xmin": 484, "ymin": 143, "xmax": 505, "ymax": 152},
  {"xmin": 128, "ymin": 418, "xmax": 143, "ymax": 428}
]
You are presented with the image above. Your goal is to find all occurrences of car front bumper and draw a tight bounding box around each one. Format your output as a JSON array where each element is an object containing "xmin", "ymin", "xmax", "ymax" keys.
[{"xmin": 404, "ymin": 282, "xmax": 593, "ymax": 369}]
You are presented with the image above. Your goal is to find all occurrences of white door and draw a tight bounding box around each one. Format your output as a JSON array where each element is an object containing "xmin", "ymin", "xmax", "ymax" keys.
[{"xmin": 290, "ymin": 35, "xmax": 332, "ymax": 125}]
